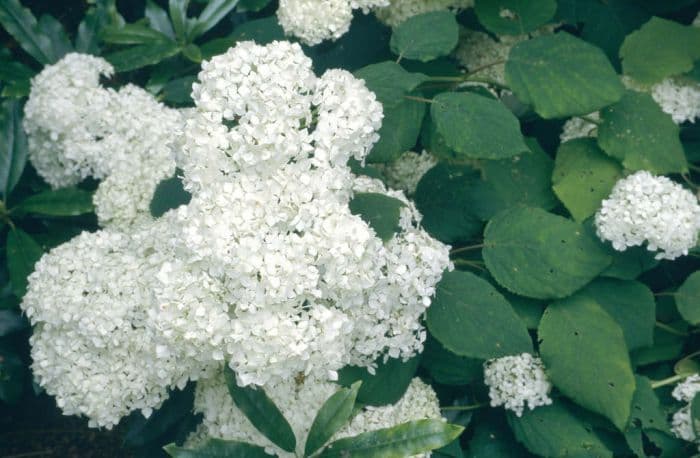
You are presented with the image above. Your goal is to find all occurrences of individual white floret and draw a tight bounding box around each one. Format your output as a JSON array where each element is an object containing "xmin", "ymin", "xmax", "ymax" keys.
[
  {"xmin": 23, "ymin": 53, "xmax": 182, "ymax": 228},
  {"xmin": 374, "ymin": 0, "xmax": 473, "ymax": 27},
  {"xmin": 483, "ymin": 353, "xmax": 553, "ymax": 417},
  {"xmin": 188, "ymin": 373, "xmax": 441, "ymax": 457},
  {"xmin": 594, "ymin": 171, "xmax": 700, "ymax": 260},
  {"xmin": 378, "ymin": 150, "xmax": 437, "ymax": 196}
]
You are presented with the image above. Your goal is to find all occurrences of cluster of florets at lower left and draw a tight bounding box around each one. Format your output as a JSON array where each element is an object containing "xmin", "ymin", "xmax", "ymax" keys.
[
  {"xmin": 671, "ymin": 375, "xmax": 700, "ymax": 446},
  {"xmin": 20, "ymin": 41, "xmax": 452, "ymax": 437}
]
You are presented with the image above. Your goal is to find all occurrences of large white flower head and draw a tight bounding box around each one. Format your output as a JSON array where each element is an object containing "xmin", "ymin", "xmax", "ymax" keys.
[
  {"xmin": 594, "ymin": 171, "xmax": 700, "ymax": 260},
  {"xmin": 23, "ymin": 53, "xmax": 183, "ymax": 228},
  {"xmin": 671, "ymin": 375, "xmax": 700, "ymax": 443},
  {"xmin": 188, "ymin": 372, "xmax": 441, "ymax": 457},
  {"xmin": 483, "ymin": 353, "xmax": 553, "ymax": 417},
  {"xmin": 276, "ymin": 0, "xmax": 389, "ymax": 46},
  {"xmin": 22, "ymin": 41, "xmax": 451, "ymax": 428},
  {"xmin": 379, "ymin": 150, "xmax": 437, "ymax": 196},
  {"xmin": 373, "ymin": 0, "xmax": 473, "ymax": 27}
]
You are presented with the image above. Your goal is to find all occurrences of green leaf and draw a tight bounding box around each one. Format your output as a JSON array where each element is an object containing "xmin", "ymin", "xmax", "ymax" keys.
[
  {"xmin": 552, "ymin": 138, "xmax": 622, "ymax": 222},
  {"xmin": 620, "ymin": 17, "xmax": 700, "ymax": 85},
  {"xmin": 305, "ymin": 382, "xmax": 362, "ymax": 456},
  {"xmin": 76, "ymin": 6, "xmax": 108, "ymax": 55},
  {"xmin": 146, "ymin": 0, "xmax": 176, "ymax": 39},
  {"xmin": 508, "ymin": 401, "xmax": 612, "ymax": 457},
  {"xmin": 354, "ymin": 62, "xmax": 428, "ymax": 109},
  {"xmin": 467, "ymin": 411, "xmax": 530, "ymax": 457},
  {"xmin": 102, "ymin": 23, "xmax": 172, "ymax": 44},
  {"xmin": 0, "ymin": 53, "xmax": 33, "ymax": 98},
  {"xmin": 238, "ymin": 0, "xmax": 272, "ymax": 12},
  {"xmin": 366, "ymin": 94, "xmax": 426, "ymax": 163},
  {"xmin": 223, "ymin": 366, "xmax": 296, "ymax": 453},
  {"xmin": 578, "ymin": 278, "xmax": 655, "ymax": 351},
  {"xmin": 427, "ymin": 270, "xmax": 532, "ymax": 359},
  {"xmin": 0, "ymin": 0, "xmax": 55, "ymax": 64},
  {"xmin": 421, "ymin": 336, "xmax": 482, "ymax": 386},
  {"xmin": 414, "ymin": 163, "xmax": 482, "ymax": 244},
  {"xmin": 389, "ymin": 11, "xmax": 458, "ymax": 62},
  {"xmin": 627, "ymin": 375, "xmax": 670, "ymax": 433},
  {"xmin": 538, "ymin": 295, "xmax": 636, "ymax": 430},
  {"xmin": 169, "ymin": 0, "xmax": 189, "ymax": 41},
  {"xmin": 597, "ymin": 91, "xmax": 687, "ymax": 174},
  {"xmin": 431, "ymin": 92, "xmax": 528, "ymax": 160},
  {"xmin": 0, "ymin": 100, "xmax": 28, "ymax": 199},
  {"xmin": 15, "ymin": 188, "xmax": 94, "ymax": 216},
  {"xmin": 337, "ymin": 356, "xmax": 420, "ymax": 406},
  {"xmin": 505, "ymin": 32, "xmax": 625, "ymax": 118},
  {"xmin": 483, "ymin": 206, "xmax": 611, "ymax": 299},
  {"xmin": 164, "ymin": 438, "xmax": 272, "ymax": 457},
  {"xmin": 106, "ymin": 42, "xmax": 180, "ymax": 72},
  {"xmin": 192, "ymin": 0, "xmax": 240, "ymax": 38},
  {"xmin": 38, "ymin": 15, "xmax": 73, "ymax": 60},
  {"xmin": 162, "ymin": 76, "xmax": 196, "ymax": 104},
  {"xmin": 6, "ymin": 228, "xmax": 43, "ymax": 298},
  {"xmin": 692, "ymin": 393, "xmax": 700, "ymax": 439},
  {"xmin": 471, "ymin": 137, "xmax": 557, "ymax": 220},
  {"xmin": 348, "ymin": 192, "xmax": 405, "ymax": 242},
  {"xmin": 675, "ymin": 271, "xmax": 700, "ymax": 325},
  {"xmin": 181, "ymin": 43, "xmax": 202, "ymax": 63},
  {"xmin": 319, "ymin": 419, "xmax": 464, "ymax": 458},
  {"xmin": 125, "ymin": 385, "xmax": 196, "ymax": 447},
  {"xmin": 475, "ymin": 0, "xmax": 557, "ymax": 35},
  {"xmin": 150, "ymin": 173, "xmax": 192, "ymax": 217}
]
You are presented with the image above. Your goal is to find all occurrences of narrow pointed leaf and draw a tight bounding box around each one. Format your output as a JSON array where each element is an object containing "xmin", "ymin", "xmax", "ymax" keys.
[
  {"xmin": 164, "ymin": 438, "xmax": 273, "ymax": 457},
  {"xmin": 15, "ymin": 188, "xmax": 94, "ymax": 216},
  {"xmin": 305, "ymin": 382, "xmax": 362, "ymax": 456},
  {"xmin": 319, "ymin": 420, "xmax": 464, "ymax": 457},
  {"xmin": 6, "ymin": 228, "xmax": 43, "ymax": 298},
  {"xmin": 0, "ymin": 100, "xmax": 28, "ymax": 199},
  {"xmin": 192, "ymin": 0, "xmax": 240, "ymax": 38},
  {"xmin": 102, "ymin": 23, "xmax": 172, "ymax": 45},
  {"xmin": 0, "ymin": 0, "xmax": 55, "ymax": 64},
  {"xmin": 224, "ymin": 365, "xmax": 296, "ymax": 453},
  {"xmin": 106, "ymin": 42, "xmax": 180, "ymax": 72},
  {"xmin": 169, "ymin": 0, "xmax": 189, "ymax": 41},
  {"xmin": 146, "ymin": 0, "xmax": 176, "ymax": 39}
]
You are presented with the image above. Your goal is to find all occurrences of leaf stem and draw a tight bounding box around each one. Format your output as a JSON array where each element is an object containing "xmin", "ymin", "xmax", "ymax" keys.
[
  {"xmin": 654, "ymin": 291, "xmax": 675, "ymax": 297},
  {"xmin": 681, "ymin": 173, "xmax": 698, "ymax": 189},
  {"xmin": 655, "ymin": 321, "xmax": 688, "ymax": 337},
  {"xmin": 453, "ymin": 259, "xmax": 486, "ymax": 271},
  {"xmin": 581, "ymin": 115, "xmax": 602, "ymax": 126},
  {"xmin": 651, "ymin": 373, "xmax": 693, "ymax": 389},
  {"xmin": 688, "ymin": 163, "xmax": 700, "ymax": 173},
  {"xmin": 403, "ymin": 95, "xmax": 434, "ymax": 104},
  {"xmin": 462, "ymin": 76, "xmax": 509, "ymax": 91},
  {"xmin": 441, "ymin": 402, "xmax": 487, "ymax": 411},
  {"xmin": 450, "ymin": 244, "xmax": 484, "ymax": 255}
]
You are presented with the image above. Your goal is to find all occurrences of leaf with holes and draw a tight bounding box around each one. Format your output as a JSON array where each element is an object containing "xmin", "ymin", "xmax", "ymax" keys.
[{"xmin": 538, "ymin": 295, "xmax": 636, "ymax": 430}]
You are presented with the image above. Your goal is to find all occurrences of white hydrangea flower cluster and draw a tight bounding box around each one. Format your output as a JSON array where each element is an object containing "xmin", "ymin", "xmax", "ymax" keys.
[
  {"xmin": 649, "ymin": 78, "xmax": 700, "ymax": 124},
  {"xmin": 559, "ymin": 112, "xmax": 599, "ymax": 143},
  {"xmin": 374, "ymin": 0, "xmax": 473, "ymax": 27},
  {"xmin": 594, "ymin": 171, "xmax": 700, "ymax": 260},
  {"xmin": 188, "ymin": 372, "xmax": 441, "ymax": 457},
  {"xmin": 483, "ymin": 353, "xmax": 553, "ymax": 417},
  {"xmin": 277, "ymin": 0, "xmax": 389, "ymax": 45},
  {"xmin": 378, "ymin": 150, "xmax": 437, "ymax": 196},
  {"xmin": 671, "ymin": 375, "xmax": 700, "ymax": 443},
  {"xmin": 23, "ymin": 53, "xmax": 183, "ymax": 228},
  {"xmin": 22, "ymin": 40, "xmax": 451, "ymax": 429}
]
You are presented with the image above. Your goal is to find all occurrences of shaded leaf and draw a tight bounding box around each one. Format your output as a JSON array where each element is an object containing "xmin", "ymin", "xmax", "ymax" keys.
[
  {"xmin": 0, "ymin": 0, "xmax": 55, "ymax": 63},
  {"xmin": 475, "ymin": 0, "xmax": 557, "ymax": 35},
  {"xmin": 305, "ymin": 382, "xmax": 361, "ymax": 456},
  {"xmin": 164, "ymin": 438, "xmax": 272, "ymax": 457},
  {"xmin": 675, "ymin": 271, "xmax": 700, "ymax": 325},
  {"xmin": 390, "ymin": 11, "xmax": 459, "ymax": 62},
  {"xmin": 106, "ymin": 41, "xmax": 180, "ymax": 72},
  {"xmin": 6, "ymin": 228, "xmax": 43, "ymax": 298},
  {"xmin": 349, "ymin": 192, "xmax": 404, "ymax": 242},
  {"xmin": 15, "ymin": 187, "xmax": 94, "ymax": 216},
  {"xmin": 0, "ymin": 99, "xmax": 28, "ymax": 199},
  {"xmin": 338, "ymin": 356, "xmax": 419, "ymax": 406}
]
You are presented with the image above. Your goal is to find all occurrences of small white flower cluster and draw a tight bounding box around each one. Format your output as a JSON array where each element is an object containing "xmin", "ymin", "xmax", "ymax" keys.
[
  {"xmin": 594, "ymin": 171, "xmax": 700, "ymax": 260},
  {"xmin": 378, "ymin": 150, "xmax": 437, "ymax": 196},
  {"xmin": 22, "ymin": 41, "xmax": 451, "ymax": 429},
  {"xmin": 650, "ymin": 78, "xmax": 700, "ymax": 124},
  {"xmin": 454, "ymin": 29, "xmax": 515, "ymax": 86},
  {"xmin": 374, "ymin": 0, "xmax": 473, "ymax": 27},
  {"xmin": 671, "ymin": 374, "xmax": 700, "ymax": 443},
  {"xmin": 188, "ymin": 373, "xmax": 441, "ymax": 457},
  {"xmin": 23, "ymin": 53, "xmax": 183, "ymax": 228},
  {"xmin": 277, "ymin": 0, "xmax": 389, "ymax": 45},
  {"xmin": 559, "ymin": 112, "xmax": 599, "ymax": 143},
  {"xmin": 483, "ymin": 353, "xmax": 553, "ymax": 417}
]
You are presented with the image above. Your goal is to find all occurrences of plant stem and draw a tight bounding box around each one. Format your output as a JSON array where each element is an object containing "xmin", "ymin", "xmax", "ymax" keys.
[
  {"xmin": 450, "ymin": 244, "xmax": 484, "ymax": 255},
  {"xmin": 655, "ymin": 321, "xmax": 688, "ymax": 336},
  {"xmin": 453, "ymin": 259, "xmax": 486, "ymax": 271},
  {"xmin": 441, "ymin": 402, "xmax": 487, "ymax": 411},
  {"xmin": 403, "ymin": 95, "xmax": 434, "ymax": 104},
  {"xmin": 654, "ymin": 291, "xmax": 675, "ymax": 297},
  {"xmin": 462, "ymin": 76, "xmax": 509, "ymax": 91},
  {"xmin": 651, "ymin": 373, "xmax": 693, "ymax": 389}
]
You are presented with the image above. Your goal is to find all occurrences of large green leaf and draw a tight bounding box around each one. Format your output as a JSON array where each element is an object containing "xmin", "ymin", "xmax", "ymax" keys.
[
  {"xmin": 150, "ymin": 174, "xmax": 192, "ymax": 217},
  {"xmin": 505, "ymin": 32, "xmax": 624, "ymax": 118},
  {"xmin": 224, "ymin": 366, "xmax": 296, "ymax": 453},
  {"xmin": 102, "ymin": 23, "xmax": 172, "ymax": 44},
  {"xmin": 578, "ymin": 278, "xmax": 655, "ymax": 351},
  {"xmin": 620, "ymin": 17, "xmax": 700, "ymax": 85},
  {"xmin": 390, "ymin": 11, "xmax": 458, "ymax": 62},
  {"xmin": 366, "ymin": 94, "xmax": 425, "ymax": 163},
  {"xmin": 164, "ymin": 439, "xmax": 272, "ymax": 457},
  {"xmin": 145, "ymin": 0, "xmax": 176, "ymax": 39},
  {"xmin": 483, "ymin": 206, "xmax": 611, "ymax": 299},
  {"xmin": 38, "ymin": 14, "xmax": 73, "ymax": 60},
  {"xmin": 597, "ymin": 91, "xmax": 687, "ymax": 174},
  {"xmin": 6, "ymin": 228, "xmax": 43, "ymax": 298},
  {"xmin": 552, "ymin": 138, "xmax": 622, "ymax": 222},
  {"xmin": 318, "ymin": 420, "xmax": 464, "ymax": 458},
  {"xmin": 627, "ymin": 375, "xmax": 670, "ymax": 433},
  {"xmin": 0, "ymin": 52, "xmax": 33, "ymax": 97},
  {"xmin": 0, "ymin": 0, "xmax": 55, "ymax": 64},
  {"xmin": 420, "ymin": 336, "xmax": 481, "ymax": 386},
  {"xmin": 304, "ymin": 382, "xmax": 361, "ymax": 456},
  {"xmin": 15, "ymin": 188, "xmax": 94, "ymax": 216},
  {"xmin": 475, "ymin": 0, "xmax": 557, "ymax": 35},
  {"xmin": 508, "ymin": 401, "xmax": 612, "ymax": 457},
  {"xmin": 0, "ymin": 100, "xmax": 28, "ymax": 199},
  {"xmin": 76, "ymin": 2, "xmax": 112, "ymax": 55},
  {"xmin": 349, "ymin": 192, "xmax": 405, "ymax": 242},
  {"xmin": 427, "ymin": 270, "xmax": 532, "ymax": 359},
  {"xmin": 354, "ymin": 62, "xmax": 428, "ymax": 109},
  {"xmin": 538, "ymin": 295, "xmax": 636, "ymax": 430},
  {"xmin": 431, "ymin": 92, "xmax": 528, "ymax": 159},
  {"xmin": 125, "ymin": 385, "xmax": 196, "ymax": 447},
  {"xmin": 414, "ymin": 163, "xmax": 482, "ymax": 244},
  {"xmin": 106, "ymin": 42, "xmax": 180, "ymax": 72},
  {"xmin": 337, "ymin": 356, "xmax": 419, "ymax": 406},
  {"xmin": 675, "ymin": 271, "xmax": 700, "ymax": 325},
  {"xmin": 169, "ymin": 0, "xmax": 189, "ymax": 41},
  {"xmin": 192, "ymin": 0, "xmax": 240, "ymax": 38},
  {"xmin": 471, "ymin": 137, "xmax": 557, "ymax": 220}
]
